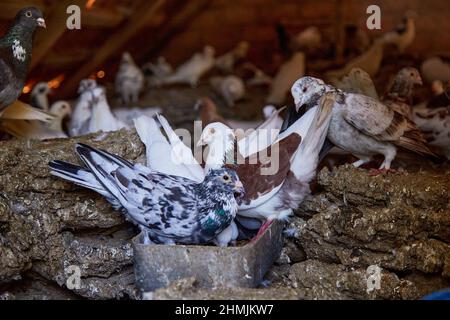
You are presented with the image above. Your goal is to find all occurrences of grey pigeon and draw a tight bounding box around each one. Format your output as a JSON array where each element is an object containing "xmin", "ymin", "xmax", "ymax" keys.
[
  {"xmin": 291, "ymin": 76, "xmax": 434, "ymax": 170},
  {"xmin": 49, "ymin": 144, "xmax": 245, "ymax": 245},
  {"xmin": 0, "ymin": 7, "xmax": 46, "ymax": 113}
]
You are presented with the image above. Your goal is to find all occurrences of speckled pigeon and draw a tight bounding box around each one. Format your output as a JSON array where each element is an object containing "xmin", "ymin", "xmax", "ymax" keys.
[
  {"xmin": 291, "ymin": 76, "xmax": 434, "ymax": 171},
  {"xmin": 49, "ymin": 144, "xmax": 245, "ymax": 245}
]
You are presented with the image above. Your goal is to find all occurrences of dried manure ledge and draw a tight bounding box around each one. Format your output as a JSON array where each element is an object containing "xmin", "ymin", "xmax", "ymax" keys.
[
  {"xmin": 278, "ymin": 165, "xmax": 450, "ymax": 300},
  {"xmin": 0, "ymin": 129, "xmax": 144, "ymax": 299},
  {"xmin": 1, "ymin": 130, "xmax": 449, "ymax": 299}
]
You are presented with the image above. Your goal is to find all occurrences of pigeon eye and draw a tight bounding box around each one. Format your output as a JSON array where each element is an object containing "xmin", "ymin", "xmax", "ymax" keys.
[
  {"xmin": 410, "ymin": 73, "xmax": 414, "ymax": 77},
  {"xmin": 25, "ymin": 11, "xmax": 32, "ymax": 18},
  {"xmin": 222, "ymin": 174, "xmax": 230, "ymax": 182},
  {"xmin": 210, "ymin": 128, "xmax": 216, "ymax": 134},
  {"xmin": 303, "ymin": 87, "xmax": 308, "ymax": 93}
]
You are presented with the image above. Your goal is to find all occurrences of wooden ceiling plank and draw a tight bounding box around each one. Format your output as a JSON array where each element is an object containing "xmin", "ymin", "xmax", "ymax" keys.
[
  {"xmin": 59, "ymin": 0, "xmax": 166, "ymax": 97},
  {"xmin": 0, "ymin": 0, "xmax": 46, "ymax": 20},
  {"xmin": 140, "ymin": 0, "xmax": 210, "ymax": 62},
  {"xmin": 30, "ymin": 0, "xmax": 86, "ymax": 70}
]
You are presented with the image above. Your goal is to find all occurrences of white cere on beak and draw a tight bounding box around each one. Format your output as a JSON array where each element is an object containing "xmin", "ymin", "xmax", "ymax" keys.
[{"xmin": 37, "ymin": 18, "xmax": 46, "ymax": 28}]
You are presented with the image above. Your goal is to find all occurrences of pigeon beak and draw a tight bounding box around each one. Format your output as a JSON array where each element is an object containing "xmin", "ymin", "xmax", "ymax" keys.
[
  {"xmin": 37, "ymin": 18, "xmax": 46, "ymax": 28},
  {"xmin": 197, "ymin": 138, "xmax": 206, "ymax": 147},
  {"xmin": 416, "ymin": 78, "xmax": 423, "ymax": 86},
  {"xmin": 233, "ymin": 181, "xmax": 245, "ymax": 198}
]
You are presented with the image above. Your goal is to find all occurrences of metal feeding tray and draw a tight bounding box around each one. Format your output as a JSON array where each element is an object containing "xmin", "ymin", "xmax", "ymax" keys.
[{"xmin": 132, "ymin": 221, "xmax": 284, "ymax": 292}]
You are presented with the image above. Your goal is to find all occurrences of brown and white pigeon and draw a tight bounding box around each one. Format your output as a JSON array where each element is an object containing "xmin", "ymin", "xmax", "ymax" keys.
[
  {"xmin": 383, "ymin": 67, "xmax": 423, "ymax": 119},
  {"xmin": 197, "ymin": 94, "xmax": 334, "ymax": 235},
  {"xmin": 292, "ymin": 76, "xmax": 434, "ymax": 171}
]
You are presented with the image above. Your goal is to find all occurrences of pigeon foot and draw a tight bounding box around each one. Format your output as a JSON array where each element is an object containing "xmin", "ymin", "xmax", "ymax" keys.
[{"xmin": 250, "ymin": 220, "xmax": 273, "ymax": 244}]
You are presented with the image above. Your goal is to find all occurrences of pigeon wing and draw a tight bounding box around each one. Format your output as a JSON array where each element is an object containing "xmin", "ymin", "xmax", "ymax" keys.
[
  {"xmin": 342, "ymin": 94, "xmax": 435, "ymax": 155},
  {"xmin": 231, "ymin": 132, "xmax": 301, "ymax": 209}
]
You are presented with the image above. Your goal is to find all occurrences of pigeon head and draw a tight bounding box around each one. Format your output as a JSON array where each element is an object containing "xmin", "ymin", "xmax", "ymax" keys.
[
  {"xmin": 14, "ymin": 7, "xmax": 46, "ymax": 30},
  {"xmin": 291, "ymin": 76, "xmax": 327, "ymax": 111},
  {"xmin": 121, "ymin": 52, "xmax": 135, "ymax": 65},
  {"xmin": 396, "ymin": 67, "xmax": 423, "ymax": 87},
  {"xmin": 50, "ymin": 101, "xmax": 72, "ymax": 119},
  {"xmin": 78, "ymin": 79, "xmax": 97, "ymax": 94},
  {"xmin": 90, "ymin": 86, "xmax": 107, "ymax": 104},
  {"xmin": 389, "ymin": 67, "xmax": 423, "ymax": 99},
  {"xmin": 31, "ymin": 82, "xmax": 50, "ymax": 96},
  {"xmin": 203, "ymin": 168, "xmax": 245, "ymax": 200},
  {"xmin": 263, "ymin": 105, "xmax": 277, "ymax": 119},
  {"xmin": 197, "ymin": 122, "xmax": 235, "ymax": 148}
]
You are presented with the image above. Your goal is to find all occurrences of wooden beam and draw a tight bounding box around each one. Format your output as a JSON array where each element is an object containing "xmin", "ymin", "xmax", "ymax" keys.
[
  {"xmin": 82, "ymin": 7, "xmax": 126, "ymax": 28},
  {"xmin": 0, "ymin": 0, "xmax": 45, "ymax": 19},
  {"xmin": 0, "ymin": 2, "xmax": 126, "ymax": 28},
  {"xmin": 140, "ymin": 0, "xmax": 210, "ymax": 62},
  {"xmin": 59, "ymin": 0, "xmax": 166, "ymax": 97},
  {"xmin": 30, "ymin": 0, "xmax": 85, "ymax": 71}
]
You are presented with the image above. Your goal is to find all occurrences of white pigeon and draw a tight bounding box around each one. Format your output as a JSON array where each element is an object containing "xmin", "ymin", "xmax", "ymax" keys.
[
  {"xmin": 210, "ymin": 75, "xmax": 246, "ymax": 107},
  {"xmin": 262, "ymin": 105, "xmax": 283, "ymax": 128},
  {"xmin": 46, "ymin": 101, "xmax": 72, "ymax": 133},
  {"xmin": 113, "ymin": 106, "xmax": 162, "ymax": 127},
  {"xmin": 215, "ymin": 41, "xmax": 250, "ymax": 73},
  {"xmin": 266, "ymin": 52, "xmax": 305, "ymax": 105},
  {"xmin": 134, "ymin": 114, "xmax": 205, "ymax": 182},
  {"xmin": 115, "ymin": 52, "xmax": 145, "ymax": 105},
  {"xmin": 69, "ymin": 79, "xmax": 97, "ymax": 137},
  {"xmin": 30, "ymin": 82, "xmax": 51, "ymax": 111},
  {"xmin": 87, "ymin": 86, "xmax": 126, "ymax": 134},
  {"xmin": 162, "ymin": 46, "xmax": 215, "ymax": 87}
]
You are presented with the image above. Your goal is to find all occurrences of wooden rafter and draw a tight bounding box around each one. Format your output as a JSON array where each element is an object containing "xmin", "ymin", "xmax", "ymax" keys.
[
  {"xmin": 58, "ymin": 0, "xmax": 166, "ymax": 97},
  {"xmin": 30, "ymin": 0, "xmax": 85, "ymax": 71},
  {"xmin": 0, "ymin": 0, "xmax": 45, "ymax": 19},
  {"xmin": 140, "ymin": 0, "xmax": 210, "ymax": 62}
]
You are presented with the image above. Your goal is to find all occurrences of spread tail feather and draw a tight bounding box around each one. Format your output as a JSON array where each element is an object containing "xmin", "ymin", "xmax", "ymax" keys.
[{"xmin": 48, "ymin": 159, "xmax": 121, "ymax": 209}]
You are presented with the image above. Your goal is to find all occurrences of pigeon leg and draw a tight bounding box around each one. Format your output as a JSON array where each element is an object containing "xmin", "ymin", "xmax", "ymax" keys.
[
  {"xmin": 352, "ymin": 158, "xmax": 370, "ymax": 168},
  {"xmin": 250, "ymin": 220, "xmax": 273, "ymax": 243}
]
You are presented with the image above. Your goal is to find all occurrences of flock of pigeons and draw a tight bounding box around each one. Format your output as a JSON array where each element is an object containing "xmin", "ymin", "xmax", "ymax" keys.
[{"xmin": 0, "ymin": 7, "xmax": 449, "ymax": 247}]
